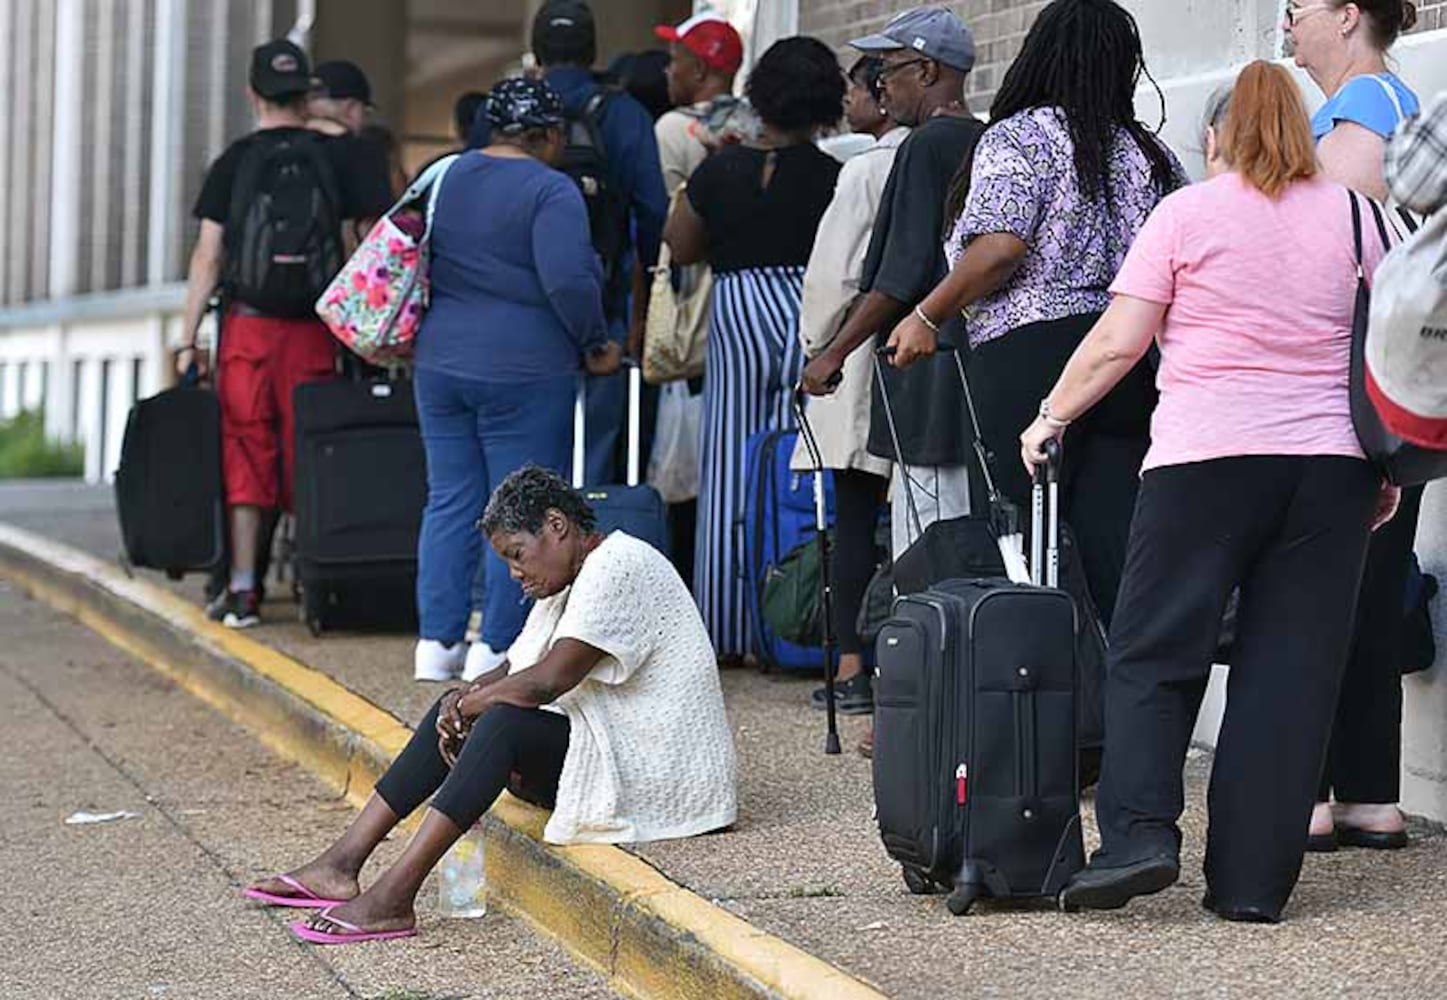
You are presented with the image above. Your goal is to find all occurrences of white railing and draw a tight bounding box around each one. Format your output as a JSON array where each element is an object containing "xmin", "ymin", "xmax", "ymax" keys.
[{"xmin": 0, "ymin": 283, "xmax": 198, "ymax": 483}]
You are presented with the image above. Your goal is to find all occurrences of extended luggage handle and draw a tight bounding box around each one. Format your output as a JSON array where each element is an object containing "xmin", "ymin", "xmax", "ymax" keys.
[
  {"xmin": 872, "ymin": 345, "xmax": 1017, "ymax": 545},
  {"xmin": 792, "ymin": 384, "xmax": 842, "ymax": 756},
  {"xmin": 1030, "ymin": 438, "xmax": 1062, "ymax": 589},
  {"xmin": 573, "ymin": 358, "xmax": 644, "ymax": 489}
]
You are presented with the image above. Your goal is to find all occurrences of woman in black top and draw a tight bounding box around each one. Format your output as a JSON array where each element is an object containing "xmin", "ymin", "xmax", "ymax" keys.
[{"xmin": 665, "ymin": 37, "xmax": 843, "ymax": 659}]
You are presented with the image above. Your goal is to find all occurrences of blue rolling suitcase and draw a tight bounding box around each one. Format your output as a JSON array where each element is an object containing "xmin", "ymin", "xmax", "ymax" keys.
[
  {"xmin": 573, "ymin": 362, "xmax": 670, "ymax": 556},
  {"xmin": 740, "ymin": 427, "xmax": 834, "ymax": 672}
]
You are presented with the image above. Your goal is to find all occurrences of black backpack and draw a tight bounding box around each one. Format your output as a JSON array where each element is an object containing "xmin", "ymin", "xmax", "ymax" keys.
[
  {"xmin": 223, "ymin": 131, "xmax": 344, "ymax": 318},
  {"xmin": 559, "ymin": 91, "xmax": 630, "ymax": 314}
]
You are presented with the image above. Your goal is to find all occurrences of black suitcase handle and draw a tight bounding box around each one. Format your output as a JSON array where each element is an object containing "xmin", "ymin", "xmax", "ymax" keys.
[{"xmin": 873, "ymin": 344, "xmax": 1005, "ymax": 542}]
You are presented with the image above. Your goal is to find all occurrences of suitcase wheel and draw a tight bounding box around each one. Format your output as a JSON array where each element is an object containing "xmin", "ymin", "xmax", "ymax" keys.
[
  {"xmin": 901, "ymin": 868, "xmax": 940, "ymax": 896},
  {"xmin": 946, "ymin": 883, "xmax": 980, "ymax": 916},
  {"xmin": 301, "ymin": 587, "xmax": 327, "ymax": 637}
]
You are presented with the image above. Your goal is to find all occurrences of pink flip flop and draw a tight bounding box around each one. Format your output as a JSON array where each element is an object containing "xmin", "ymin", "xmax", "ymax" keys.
[
  {"xmin": 290, "ymin": 907, "xmax": 418, "ymax": 946},
  {"xmin": 243, "ymin": 873, "xmax": 351, "ymax": 909}
]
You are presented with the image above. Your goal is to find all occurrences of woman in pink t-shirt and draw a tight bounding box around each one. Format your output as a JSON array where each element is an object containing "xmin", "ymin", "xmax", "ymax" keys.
[{"xmin": 1019, "ymin": 62, "xmax": 1398, "ymax": 923}]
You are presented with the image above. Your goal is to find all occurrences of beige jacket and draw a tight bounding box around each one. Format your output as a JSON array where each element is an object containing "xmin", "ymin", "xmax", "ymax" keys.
[{"xmin": 792, "ymin": 127, "xmax": 909, "ymax": 476}]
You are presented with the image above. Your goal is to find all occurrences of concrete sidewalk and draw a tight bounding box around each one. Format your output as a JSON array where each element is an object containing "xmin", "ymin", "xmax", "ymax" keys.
[{"xmin": 5, "ymin": 481, "xmax": 1447, "ymax": 999}]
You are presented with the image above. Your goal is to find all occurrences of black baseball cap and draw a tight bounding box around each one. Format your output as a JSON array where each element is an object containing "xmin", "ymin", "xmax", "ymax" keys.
[
  {"xmin": 250, "ymin": 39, "xmax": 315, "ymax": 100},
  {"xmin": 314, "ymin": 60, "xmax": 374, "ymax": 106},
  {"xmin": 532, "ymin": 0, "xmax": 596, "ymax": 53}
]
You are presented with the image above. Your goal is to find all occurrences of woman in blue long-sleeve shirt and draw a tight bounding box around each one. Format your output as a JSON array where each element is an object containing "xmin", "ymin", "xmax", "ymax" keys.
[{"xmin": 412, "ymin": 78, "xmax": 620, "ymax": 684}]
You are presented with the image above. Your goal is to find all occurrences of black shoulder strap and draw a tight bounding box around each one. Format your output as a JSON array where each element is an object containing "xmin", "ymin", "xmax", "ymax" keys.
[
  {"xmin": 1366, "ymin": 196, "xmax": 1392, "ymax": 255},
  {"xmin": 577, "ymin": 89, "xmax": 613, "ymax": 161},
  {"xmin": 299, "ymin": 132, "xmax": 344, "ymax": 218}
]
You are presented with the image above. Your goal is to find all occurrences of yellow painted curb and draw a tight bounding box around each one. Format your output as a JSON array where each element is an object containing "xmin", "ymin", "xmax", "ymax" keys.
[{"xmin": 0, "ymin": 522, "xmax": 885, "ymax": 1000}]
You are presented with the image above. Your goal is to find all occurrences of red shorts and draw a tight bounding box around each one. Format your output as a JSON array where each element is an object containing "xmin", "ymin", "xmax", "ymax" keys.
[{"xmin": 217, "ymin": 310, "xmax": 336, "ymax": 511}]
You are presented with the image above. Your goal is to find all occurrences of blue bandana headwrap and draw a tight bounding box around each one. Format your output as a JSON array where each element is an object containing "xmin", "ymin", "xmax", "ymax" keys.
[{"xmin": 486, "ymin": 77, "xmax": 566, "ymax": 135}]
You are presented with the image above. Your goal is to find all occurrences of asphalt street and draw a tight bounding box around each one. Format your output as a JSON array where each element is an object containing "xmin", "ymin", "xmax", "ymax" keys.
[{"xmin": 0, "ymin": 582, "xmax": 616, "ymax": 1000}]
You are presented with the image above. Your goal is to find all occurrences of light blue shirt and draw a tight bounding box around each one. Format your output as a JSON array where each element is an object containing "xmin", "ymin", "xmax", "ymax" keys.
[{"xmin": 1311, "ymin": 73, "xmax": 1420, "ymax": 141}]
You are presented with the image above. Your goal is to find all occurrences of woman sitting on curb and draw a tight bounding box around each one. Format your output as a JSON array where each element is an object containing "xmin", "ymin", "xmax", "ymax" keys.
[{"xmin": 244, "ymin": 466, "xmax": 739, "ymax": 944}]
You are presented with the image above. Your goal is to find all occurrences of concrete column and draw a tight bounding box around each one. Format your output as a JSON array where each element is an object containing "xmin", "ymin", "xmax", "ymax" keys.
[
  {"xmin": 0, "ymin": 0, "xmax": 14, "ymax": 305},
  {"xmin": 30, "ymin": 0, "xmax": 55, "ymax": 301},
  {"xmin": 8, "ymin": 0, "xmax": 34, "ymax": 305},
  {"xmin": 120, "ymin": 0, "xmax": 148, "ymax": 288},
  {"xmin": 148, "ymin": 0, "xmax": 188, "ymax": 285},
  {"xmin": 90, "ymin": 0, "xmax": 117, "ymax": 292},
  {"xmin": 48, "ymin": 0, "xmax": 84, "ymax": 300}
]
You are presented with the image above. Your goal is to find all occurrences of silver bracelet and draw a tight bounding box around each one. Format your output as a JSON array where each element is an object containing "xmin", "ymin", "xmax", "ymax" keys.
[
  {"xmin": 1039, "ymin": 399, "xmax": 1071, "ymax": 429},
  {"xmin": 912, "ymin": 305, "xmax": 941, "ymax": 334}
]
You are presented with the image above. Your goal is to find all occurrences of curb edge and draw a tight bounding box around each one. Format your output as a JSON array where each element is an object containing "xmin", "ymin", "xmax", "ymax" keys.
[{"xmin": 0, "ymin": 522, "xmax": 885, "ymax": 1000}]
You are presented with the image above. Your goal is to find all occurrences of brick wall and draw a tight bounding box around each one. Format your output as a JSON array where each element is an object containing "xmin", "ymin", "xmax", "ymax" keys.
[
  {"xmin": 799, "ymin": 0, "xmax": 1049, "ymax": 108},
  {"xmin": 799, "ymin": 0, "xmax": 1447, "ymax": 109}
]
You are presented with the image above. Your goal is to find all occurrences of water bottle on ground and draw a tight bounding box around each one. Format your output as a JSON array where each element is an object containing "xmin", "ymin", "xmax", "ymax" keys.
[{"xmin": 438, "ymin": 825, "xmax": 487, "ymax": 918}]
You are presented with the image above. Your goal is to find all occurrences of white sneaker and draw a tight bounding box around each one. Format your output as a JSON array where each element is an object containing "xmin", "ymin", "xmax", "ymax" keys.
[
  {"xmin": 462, "ymin": 641, "xmax": 507, "ymax": 682},
  {"xmin": 414, "ymin": 639, "xmax": 465, "ymax": 682}
]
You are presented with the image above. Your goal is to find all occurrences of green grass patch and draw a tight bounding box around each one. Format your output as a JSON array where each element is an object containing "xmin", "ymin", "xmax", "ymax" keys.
[{"xmin": 0, "ymin": 411, "xmax": 84, "ymax": 479}]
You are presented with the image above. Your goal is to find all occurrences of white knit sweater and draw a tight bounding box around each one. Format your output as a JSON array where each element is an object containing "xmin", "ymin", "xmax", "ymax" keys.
[{"xmin": 504, "ymin": 532, "xmax": 738, "ymax": 845}]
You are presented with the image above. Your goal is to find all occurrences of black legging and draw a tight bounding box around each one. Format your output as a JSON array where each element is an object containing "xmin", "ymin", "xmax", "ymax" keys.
[
  {"xmin": 833, "ymin": 469, "xmax": 889, "ymax": 656},
  {"xmin": 373, "ymin": 698, "xmax": 570, "ymax": 831}
]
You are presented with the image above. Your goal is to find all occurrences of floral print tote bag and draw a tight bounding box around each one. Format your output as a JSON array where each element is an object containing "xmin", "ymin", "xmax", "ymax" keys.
[{"xmin": 315, "ymin": 154, "xmax": 459, "ymax": 366}]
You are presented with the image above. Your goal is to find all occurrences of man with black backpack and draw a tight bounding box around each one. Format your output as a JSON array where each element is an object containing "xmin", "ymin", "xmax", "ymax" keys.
[
  {"xmin": 176, "ymin": 39, "xmax": 391, "ymax": 629},
  {"xmin": 470, "ymin": 1, "xmax": 668, "ymax": 485}
]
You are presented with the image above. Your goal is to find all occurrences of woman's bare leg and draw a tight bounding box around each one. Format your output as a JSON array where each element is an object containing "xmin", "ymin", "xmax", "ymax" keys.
[
  {"xmin": 250, "ymin": 794, "xmax": 401, "ymax": 902},
  {"xmin": 306, "ymin": 807, "xmax": 465, "ymax": 932}
]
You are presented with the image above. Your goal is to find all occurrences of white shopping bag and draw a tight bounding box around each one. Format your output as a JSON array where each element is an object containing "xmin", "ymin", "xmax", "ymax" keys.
[{"xmin": 646, "ymin": 381, "xmax": 702, "ymax": 503}]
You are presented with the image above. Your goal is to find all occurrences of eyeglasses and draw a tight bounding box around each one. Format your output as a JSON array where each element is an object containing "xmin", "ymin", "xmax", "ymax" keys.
[
  {"xmin": 1284, "ymin": 1, "xmax": 1331, "ymax": 25},
  {"xmin": 876, "ymin": 57, "xmax": 929, "ymax": 81}
]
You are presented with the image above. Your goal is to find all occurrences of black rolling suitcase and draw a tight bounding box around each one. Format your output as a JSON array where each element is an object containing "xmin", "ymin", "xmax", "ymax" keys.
[
  {"xmin": 875, "ymin": 347, "xmax": 1107, "ymax": 752},
  {"xmin": 115, "ymin": 371, "xmax": 226, "ymax": 579},
  {"xmin": 874, "ymin": 442, "xmax": 1084, "ymax": 915},
  {"xmin": 292, "ymin": 376, "xmax": 426, "ymax": 635},
  {"xmin": 573, "ymin": 362, "xmax": 670, "ymax": 555}
]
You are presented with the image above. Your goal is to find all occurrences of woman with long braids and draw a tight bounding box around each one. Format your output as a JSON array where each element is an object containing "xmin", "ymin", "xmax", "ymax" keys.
[{"xmin": 887, "ymin": 0, "xmax": 1185, "ymax": 632}]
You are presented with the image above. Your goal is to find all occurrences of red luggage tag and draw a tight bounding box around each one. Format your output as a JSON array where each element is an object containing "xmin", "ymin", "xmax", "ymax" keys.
[{"xmin": 956, "ymin": 763, "xmax": 968, "ymax": 805}]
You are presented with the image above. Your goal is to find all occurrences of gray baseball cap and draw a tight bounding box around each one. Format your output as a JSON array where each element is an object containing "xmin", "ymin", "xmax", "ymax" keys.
[{"xmin": 849, "ymin": 7, "xmax": 976, "ymax": 74}]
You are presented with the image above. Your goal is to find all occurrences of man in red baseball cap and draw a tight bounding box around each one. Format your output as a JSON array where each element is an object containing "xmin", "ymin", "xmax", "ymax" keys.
[{"xmin": 653, "ymin": 15, "xmax": 746, "ymax": 192}]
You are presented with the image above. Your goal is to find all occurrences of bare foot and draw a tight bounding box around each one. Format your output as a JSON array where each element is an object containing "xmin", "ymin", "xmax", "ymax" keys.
[
  {"xmin": 1332, "ymin": 802, "xmax": 1405, "ymax": 834},
  {"xmin": 251, "ymin": 859, "xmax": 360, "ymax": 903},
  {"xmin": 1309, "ymin": 802, "xmax": 1335, "ymax": 837},
  {"xmin": 305, "ymin": 888, "xmax": 415, "ymax": 935}
]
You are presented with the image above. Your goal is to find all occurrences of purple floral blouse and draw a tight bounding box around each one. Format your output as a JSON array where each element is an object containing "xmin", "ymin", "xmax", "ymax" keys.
[{"xmin": 947, "ymin": 107, "xmax": 1186, "ymax": 347}]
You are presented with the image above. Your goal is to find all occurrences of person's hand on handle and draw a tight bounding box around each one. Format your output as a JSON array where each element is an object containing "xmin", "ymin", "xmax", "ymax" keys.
[
  {"xmin": 584, "ymin": 340, "xmax": 624, "ymax": 377},
  {"xmin": 885, "ymin": 310, "xmax": 939, "ymax": 368},
  {"xmin": 1372, "ymin": 483, "xmax": 1402, "ymax": 532},
  {"xmin": 174, "ymin": 345, "xmax": 209, "ymax": 381},
  {"xmin": 1020, "ymin": 415, "xmax": 1067, "ymax": 478},
  {"xmin": 800, "ymin": 351, "xmax": 844, "ymax": 396}
]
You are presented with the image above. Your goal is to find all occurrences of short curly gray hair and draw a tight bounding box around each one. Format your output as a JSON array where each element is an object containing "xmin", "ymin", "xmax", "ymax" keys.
[{"xmin": 478, "ymin": 465, "xmax": 597, "ymax": 538}]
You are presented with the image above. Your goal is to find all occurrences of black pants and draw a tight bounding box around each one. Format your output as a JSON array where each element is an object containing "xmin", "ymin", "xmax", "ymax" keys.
[
  {"xmin": 1318, "ymin": 484, "xmax": 1424, "ymax": 804},
  {"xmin": 970, "ymin": 314, "xmax": 1156, "ymax": 625},
  {"xmin": 833, "ymin": 469, "xmax": 888, "ymax": 656},
  {"xmin": 373, "ymin": 698, "xmax": 570, "ymax": 831},
  {"xmin": 1093, "ymin": 456, "xmax": 1377, "ymax": 912}
]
